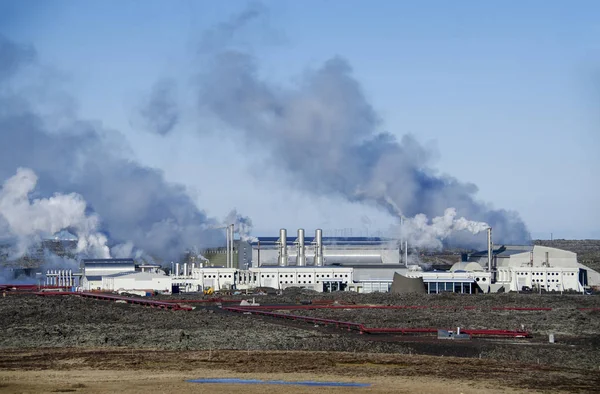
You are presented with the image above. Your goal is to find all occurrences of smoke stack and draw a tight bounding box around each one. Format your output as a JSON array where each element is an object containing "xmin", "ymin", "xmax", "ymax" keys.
[
  {"xmin": 314, "ymin": 228, "xmax": 324, "ymax": 266},
  {"xmin": 230, "ymin": 223, "xmax": 235, "ymax": 268},
  {"xmin": 278, "ymin": 228, "xmax": 288, "ymax": 267},
  {"xmin": 296, "ymin": 228, "xmax": 306, "ymax": 267},
  {"xmin": 487, "ymin": 227, "xmax": 493, "ymax": 274}
]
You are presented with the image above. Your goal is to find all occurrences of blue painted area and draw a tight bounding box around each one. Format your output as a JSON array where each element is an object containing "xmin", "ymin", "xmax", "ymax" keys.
[
  {"xmin": 252, "ymin": 236, "xmax": 391, "ymax": 246},
  {"xmin": 187, "ymin": 378, "xmax": 370, "ymax": 387}
]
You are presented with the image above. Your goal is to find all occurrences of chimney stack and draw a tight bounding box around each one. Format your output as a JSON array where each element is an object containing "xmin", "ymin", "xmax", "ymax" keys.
[
  {"xmin": 487, "ymin": 227, "xmax": 493, "ymax": 274},
  {"xmin": 296, "ymin": 229, "xmax": 306, "ymax": 267},
  {"xmin": 278, "ymin": 228, "xmax": 288, "ymax": 267},
  {"xmin": 314, "ymin": 228, "xmax": 324, "ymax": 266}
]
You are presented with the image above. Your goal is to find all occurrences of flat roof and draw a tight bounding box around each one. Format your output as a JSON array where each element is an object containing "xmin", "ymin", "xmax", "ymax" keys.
[{"xmin": 252, "ymin": 236, "xmax": 394, "ymax": 246}]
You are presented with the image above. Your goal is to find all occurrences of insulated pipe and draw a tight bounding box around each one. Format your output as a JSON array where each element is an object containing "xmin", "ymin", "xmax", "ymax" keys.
[
  {"xmin": 314, "ymin": 229, "xmax": 324, "ymax": 266},
  {"xmin": 297, "ymin": 228, "xmax": 306, "ymax": 267},
  {"xmin": 278, "ymin": 228, "xmax": 288, "ymax": 267}
]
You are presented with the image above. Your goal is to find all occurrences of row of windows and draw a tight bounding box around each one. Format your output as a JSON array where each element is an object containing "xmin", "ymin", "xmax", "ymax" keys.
[
  {"xmin": 201, "ymin": 272, "xmax": 350, "ymax": 280},
  {"xmin": 518, "ymin": 272, "xmax": 575, "ymax": 276},
  {"xmin": 532, "ymin": 279, "xmax": 562, "ymax": 283},
  {"xmin": 259, "ymin": 273, "xmax": 350, "ymax": 278},
  {"xmin": 281, "ymin": 281, "xmax": 313, "ymax": 284}
]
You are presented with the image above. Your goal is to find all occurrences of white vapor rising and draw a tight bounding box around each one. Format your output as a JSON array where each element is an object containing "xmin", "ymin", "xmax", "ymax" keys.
[
  {"xmin": 0, "ymin": 168, "xmax": 110, "ymax": 259},
  {"xmin": 150, "ymin": 5, "xmax": 528, "ymax": 247},
  {"xmin": 399, "ymin": 208, "xmax": 489, "ymax": 250},
  {"xmin": 0, "ymin": 33, "xmax": 233, "ymax": 262},
  {"xmin": 224, "ymin": 209, "xmax": 258, "ymax": 242}
]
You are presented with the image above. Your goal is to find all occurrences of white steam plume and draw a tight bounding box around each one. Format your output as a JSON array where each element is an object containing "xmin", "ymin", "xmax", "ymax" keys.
[
  {"xmin": 399, "ymin": 208, "xmax": 489, "ymax": 250},
  {"xmin": 224, "ymin": 209, "xmax": 258, "ymax": 242},
  {"xmin": 0, "ymin": 168, "xmax": 110, "ymax": 259}
]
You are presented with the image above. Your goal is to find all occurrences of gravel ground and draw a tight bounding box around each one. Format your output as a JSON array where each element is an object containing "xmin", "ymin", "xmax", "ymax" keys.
[{"xmin": 1, "ymin": 292, "xmax": 599, "ymax": 370}]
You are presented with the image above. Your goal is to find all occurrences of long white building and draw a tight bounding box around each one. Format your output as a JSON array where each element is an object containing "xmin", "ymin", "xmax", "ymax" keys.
[{"xmin": 47, "ymin": 228, "xmax": 599, "ymax": 295}]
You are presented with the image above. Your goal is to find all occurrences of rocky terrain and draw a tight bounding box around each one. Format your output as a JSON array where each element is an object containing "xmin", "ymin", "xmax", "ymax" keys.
[{"xmin": 1, "ymin": 291, "xmax": 599, "ymax": 372}]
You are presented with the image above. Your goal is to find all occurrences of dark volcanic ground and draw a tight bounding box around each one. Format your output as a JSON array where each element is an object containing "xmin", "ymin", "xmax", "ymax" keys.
[{"xmin": 1, "ymin": 291, "xmax": 599, "ymax": 370}]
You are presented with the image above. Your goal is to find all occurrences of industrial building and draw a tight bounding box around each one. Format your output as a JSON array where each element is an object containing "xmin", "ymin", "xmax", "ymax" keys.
[
  {"xmin": 43, "ymin": 227, "xmax": 599, "ymax": 295},
  {"xmin": 171, "ymin": 228, "xmax": 599, "ymax": 294}
]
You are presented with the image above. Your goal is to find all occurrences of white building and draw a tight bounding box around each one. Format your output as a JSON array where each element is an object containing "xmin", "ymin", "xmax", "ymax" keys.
[
  {"xmin": 80, "ymin": 258, "xmax": 135, "ymax": 291},
  {"xmin": 102, "ymin": 272, "xmax": 172, "ymax": 293},
  {"xmin": 460, "ymin": 245, "xmax": 599, "ymax": 292},
  {"xmin": 173, "ymin": 266, "xmax": 354, "ymax": 293}
]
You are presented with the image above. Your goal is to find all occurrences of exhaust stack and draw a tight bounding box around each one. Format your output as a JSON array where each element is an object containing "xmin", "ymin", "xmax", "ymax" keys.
[
  {"xmin": 314, "ymin": 228, "xmax": 324, "ymax": 266},
  {"xmin": 278, "ymin": 228, "xmax": 288, "ymax": 267},
  {"xmin": 230, "ymin": 224, "xmax": 235, "ymax": 268},
  {"xmin": 487, "ymin": 227, "xmax": 493, "ymax": 274},
  {"xmin": 296, "ymin": 229, "xmax": 306, "ymax": 267}
]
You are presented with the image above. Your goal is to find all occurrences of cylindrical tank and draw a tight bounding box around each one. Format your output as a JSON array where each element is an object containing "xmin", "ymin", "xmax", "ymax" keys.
[
  {"xmin": 278, "ymin": 228, "xmax": 288, "ymax": 267},
  {"xmin": 297, "ymin": 228, "xmax": 306, "ymax": 267},
  {"xmin": 314, "ymin": 228, "xmax": 324, "ymax": 266}
]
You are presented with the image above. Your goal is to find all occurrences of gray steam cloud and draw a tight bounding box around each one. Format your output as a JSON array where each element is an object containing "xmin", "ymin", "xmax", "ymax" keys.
[
  {"xmin": 0, "ymin": 35, "xmax": 35, "ymax": 82},
  {"xmin": 158, "ymin": 6, "xmax": 527, "ymax": 246},
  {"xmin": 224, "ymin": 209, "xmax": 258, "ymax": 242},
  {"xmin": 0, "ymin": 34, "xmax": 226, "ymax": 263},
  {"xmin": 139, "ymin": 78, "xmax": 180, "ymax": 136},
  {"xmin": 198, "ymin": 2, "xmax": 267, "ymax": 53}
]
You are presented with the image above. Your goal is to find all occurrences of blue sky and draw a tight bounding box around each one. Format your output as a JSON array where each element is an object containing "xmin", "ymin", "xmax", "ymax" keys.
[{"xmin": 2, "ymin": 0, "xmax": 599, "ymax": 239}]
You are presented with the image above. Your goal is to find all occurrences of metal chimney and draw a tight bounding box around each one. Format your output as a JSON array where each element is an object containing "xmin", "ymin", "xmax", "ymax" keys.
[
  {"xmin": 225, "ymin": 226, "xmax": 230, "ymax": 268},
  {"xmin": 296, "ymin": 228, "xmax": 306, "ymax": 267},
  {"xmin": 487, "ymin": 227, "xmax": 493, "ymax": 273},
  {"xmin": 278, "ymin": 228, "xmax": 288, "ymax": 267},
  {"xmin": 230, "ymin": 224, "xmax": 235, "ymax": 268},
  {"xmin": 314, "ymin": 228, "xmax": 324, "ymax": 266}
]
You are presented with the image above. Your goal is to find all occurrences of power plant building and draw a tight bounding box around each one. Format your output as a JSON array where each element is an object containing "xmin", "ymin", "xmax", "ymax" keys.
[{"xmin": 43, "ymin": 228, "xmax": 600, "ymax": 295}]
